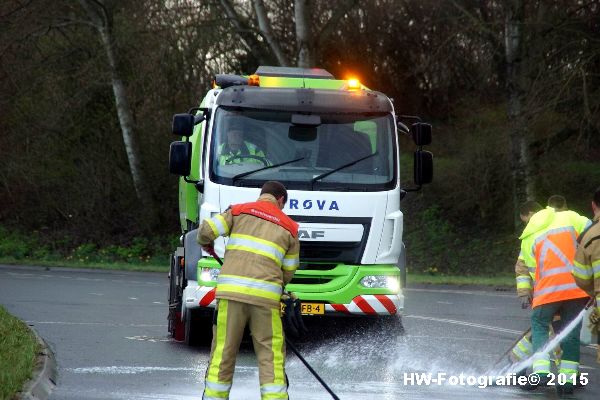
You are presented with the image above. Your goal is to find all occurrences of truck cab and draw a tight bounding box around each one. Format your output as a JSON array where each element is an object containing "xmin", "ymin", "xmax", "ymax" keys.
[{"xmin": 168, "ymin": 67, "xmax": 433, "ymax": 345}]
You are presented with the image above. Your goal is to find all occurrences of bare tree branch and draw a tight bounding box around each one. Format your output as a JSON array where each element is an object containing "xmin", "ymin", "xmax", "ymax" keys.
[
  {"xmin": 253, "ymin": 0, "xmax": 288, "ymax": 66},
  {"xmin": 316, "ymin": 0, "xmax": 358, "ymax": 45},
  {"xmin": 294, "ymin": 0, "xmax": 312, "ymax": 67},
  {"xmin": 219, "ymin": 0, "xmax": 270, "ymax": 64}
]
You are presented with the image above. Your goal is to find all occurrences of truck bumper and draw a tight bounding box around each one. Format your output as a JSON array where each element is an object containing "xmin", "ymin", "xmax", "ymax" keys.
[
  {"xmin": 183, "ymin": 281, "xmax": 216, "ymax": 311},
  {"xmin": 189, "ymin": 260, "xmax": 404, "ymax": 316},
  {"xmin": 184, "ymin": 283, "xmax": 403, "ymax": 316},
  {"xmin": 325, "ymin": 294, "xmax": 403, "ymax": 315}
]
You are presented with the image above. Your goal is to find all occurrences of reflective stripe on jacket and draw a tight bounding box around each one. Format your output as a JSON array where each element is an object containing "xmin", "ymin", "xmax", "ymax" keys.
[
  {"xmin": 519, "ymin": 207, "xmax": 590, "ymax": 308},
  {"xmin": 573, "ymin": 215, "xmax": 600, "ymax": 313},
  {"xmin": 198, "ymin": 194, "xmax": 300, "ymax": 308},
  {"xmin": 218, "ymin": 142, "xmax": 265, "ymax": 165}
]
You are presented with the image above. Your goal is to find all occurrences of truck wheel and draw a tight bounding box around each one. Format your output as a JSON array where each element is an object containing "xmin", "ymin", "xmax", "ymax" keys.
[
  {"xmin": 184, "ymin": 309, "xmax": 199, "ymax": 346},
  {"xmin": 185, "ymin": 309, "xmax": 213, "ymax": 347},
  {"xmin": 168, "ymin": 253, "xmax": 184, "ymax": 340}
]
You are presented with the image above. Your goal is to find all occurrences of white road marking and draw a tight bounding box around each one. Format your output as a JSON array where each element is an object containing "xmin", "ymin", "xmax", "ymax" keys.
[
  {"xmin": 65, "ymin": 365, "xmax": 256, "ymax": 374},
  {"xmin": 125, "ymin": 335, "xmax": 171, "ymax": 342},
  {"xmin": 152, "ymin": 301, "xmax": 163, "ymax": 304},
  {"xmin": 405, "ymin": 314, "xmax": 599, "ymax": 358},
  {"xmin": 404, "ymin": 314, "xmax": 523, "ymax": 334},
  {"xmin": 406, "ymin": 287, "xmax": 514, "ymax": 298},
  {"xmin": 26, "ymin": 321, "xmax": 167, "ymax": 327},
  {"xmin": 89, "ymin": 292, "xmax": 104, "ymax": 296},
  {"xmin": 5, "ymin": 271, "xmax": 159, "ymax": 285},
  {"xmin": 129, "ymin": 297, "xmax": 138, "ymax": 300},
  {"xmin": 436, "ymin": 301, "xmax": 453, "ymax": 305},
  {"xmin": 406, "ymin": 335, "xmax": 491, "ymax": 341}
]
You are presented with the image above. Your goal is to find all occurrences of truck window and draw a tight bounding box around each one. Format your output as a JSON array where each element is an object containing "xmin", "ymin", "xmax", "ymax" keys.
[{"xmin": 209, "ymin": 107, "xmax": 397, "ymax": 191}]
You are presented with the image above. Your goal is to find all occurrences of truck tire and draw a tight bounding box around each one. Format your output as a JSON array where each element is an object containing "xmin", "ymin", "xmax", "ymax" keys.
[
  {"xmin": 185, "ymin": 309, "xmax": 213, "ymax": 347},
  {"xmin": 168, "ymin": 252, "xmax": 184, "ymax": 341}
]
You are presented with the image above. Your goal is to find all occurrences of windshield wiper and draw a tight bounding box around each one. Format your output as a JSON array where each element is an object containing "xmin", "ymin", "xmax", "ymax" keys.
[
  {"xmin": 231, "ymin": 157, "xmax": 305, "ymax": 185},
  {"xmin": 310, "ymin": 152, "xmax": 378, "ymax": 189}
]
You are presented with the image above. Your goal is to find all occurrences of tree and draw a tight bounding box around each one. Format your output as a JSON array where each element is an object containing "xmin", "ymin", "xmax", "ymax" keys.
[{"xmin": 77, "ymin": 0, "xmax": 156, "ymax": 225}]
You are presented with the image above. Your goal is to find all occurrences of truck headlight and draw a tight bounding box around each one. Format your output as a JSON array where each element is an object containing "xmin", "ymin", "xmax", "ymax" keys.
[
  {"xmin": 360, "ymin": 275, "xmax": 400, "ymax": 292},
  {"xmin": 200, "ymin": 268, "xmax": 220, "ymax": 282}
]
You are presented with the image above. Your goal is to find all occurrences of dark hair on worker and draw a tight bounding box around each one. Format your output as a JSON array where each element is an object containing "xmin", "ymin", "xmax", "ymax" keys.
[
  {"xmin": 519, "ymin": 200, "xmax": 542, "ymax": 217},
  {"xmin": 547, "ymin": 195, "xmax": 567, "ymax": 211},
  {"xmin": 594, "ymin": 186, "xmax": 600, "ymax": 206},
  {"xmin": 261, "ymin": 181, "xmax": 288, "ymax": 203}
]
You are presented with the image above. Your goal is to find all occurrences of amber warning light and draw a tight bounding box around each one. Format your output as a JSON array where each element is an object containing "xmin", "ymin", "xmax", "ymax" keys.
[
  {"xmin": 347, "ymin": 78, "xmax": 360, "ymax": 90},
  {"xmin": 248, "ymin": 74, "xmax": 260, "ymax": 86}
]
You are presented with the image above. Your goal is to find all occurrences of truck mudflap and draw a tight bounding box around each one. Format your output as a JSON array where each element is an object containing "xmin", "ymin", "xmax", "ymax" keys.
[{"xmin": 326, "ymin": 294, "xmax": 403, "ymax": 315}]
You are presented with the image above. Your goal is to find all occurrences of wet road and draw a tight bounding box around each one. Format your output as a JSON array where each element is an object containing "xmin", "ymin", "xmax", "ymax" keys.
[{"xmin": 0, "ymin": 264, "xmax": 598, "ymax": 399}]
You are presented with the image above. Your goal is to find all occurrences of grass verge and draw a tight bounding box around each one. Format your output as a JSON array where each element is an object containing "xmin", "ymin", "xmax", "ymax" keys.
[
  {"xmin": 0, "ymin": 257, "xmax": 168, "ymax": 273},
  {"xmin": 1, "ymin": 256, "xmax": 515, "ymax": 287},
  {"xmin": 0, "ymin": 306, "xmax": 39, "ymax": 400}
]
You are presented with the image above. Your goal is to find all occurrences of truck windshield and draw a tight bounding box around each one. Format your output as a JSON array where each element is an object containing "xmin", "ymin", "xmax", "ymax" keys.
[{"xmin": 209, "ymin": 107, "xmax": 397, "ymax": 191}]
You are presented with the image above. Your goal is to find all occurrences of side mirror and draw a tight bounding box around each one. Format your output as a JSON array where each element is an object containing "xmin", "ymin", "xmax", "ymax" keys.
[
  {"xmin": 414, "ymin": 150, "xmax": 433, "ymax": 185},
  {"xmin": 397, "ymin": 121, "xmax": 410, "ymax": 135},
  {"xmin": 169, "ymin": 141, "xmax": 192, "ymax": 176},
  {"xmin": 411, "ymin": 123, "xmax": 432, "ymax": 146},
  {"xmin": 172, "ymin": 114, "xmax": 195, "ymax": 137}
]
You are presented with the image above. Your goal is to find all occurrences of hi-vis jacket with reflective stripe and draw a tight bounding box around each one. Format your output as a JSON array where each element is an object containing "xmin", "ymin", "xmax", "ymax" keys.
[
  {"xmin": 217, "ymin": 141, "xmax": 266, "ymax": 165},
  {"xmin": 198, "ymin": 194, "xmax": 300, "ymax": 309},
  {"xmin": 573, "ymin": 214, "xmax": 600, "ymax": 312},
  {"xmin": 517, "ymin": 207, "xmax": 591, "ymax": 308}
]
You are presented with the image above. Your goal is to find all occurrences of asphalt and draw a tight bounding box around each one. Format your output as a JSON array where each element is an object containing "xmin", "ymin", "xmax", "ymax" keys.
[{"xmin": 0, "ymin": 264, "xmax": 598, "ymax": 400}]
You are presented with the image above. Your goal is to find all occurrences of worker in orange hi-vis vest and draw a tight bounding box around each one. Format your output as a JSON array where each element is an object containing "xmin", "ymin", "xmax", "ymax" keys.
[
  {"xmin": 516, "ymin": 202, "xmax": 591, "ymax": 394},
  {"xmin": 197, "ymin": 181, "xmax": 300, "ymax": 400}
]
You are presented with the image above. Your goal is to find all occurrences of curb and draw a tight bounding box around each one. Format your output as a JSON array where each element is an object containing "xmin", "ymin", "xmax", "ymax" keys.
[{"xmin": 17, "ymin": 324, "xmax": 57, "ymax": 400}]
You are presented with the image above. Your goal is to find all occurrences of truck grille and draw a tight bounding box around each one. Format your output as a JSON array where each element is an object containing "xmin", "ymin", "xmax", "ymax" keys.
[{"xmin": 289, "ymin": 216, "xmax": 372, "ymax": 264}]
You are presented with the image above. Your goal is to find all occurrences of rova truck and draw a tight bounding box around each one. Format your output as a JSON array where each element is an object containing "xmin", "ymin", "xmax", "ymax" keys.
[{"xmin": 167, "ymin": 66, "xmax": 433, "ymax": 345}]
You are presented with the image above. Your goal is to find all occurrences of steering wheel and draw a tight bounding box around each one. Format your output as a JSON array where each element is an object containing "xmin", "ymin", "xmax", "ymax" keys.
[{"xmin": 226, "ymin": 154, "xmax": 270, "ymax": 166}]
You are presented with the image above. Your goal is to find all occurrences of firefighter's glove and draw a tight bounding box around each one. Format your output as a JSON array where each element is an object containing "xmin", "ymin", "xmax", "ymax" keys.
[
  {"xmin": 520, "ymin": 294, "xmax": 532, "ymax": 310},
  {"xmin": 281, "ymin": 292, "xmax": 308, "ymax": 339}
]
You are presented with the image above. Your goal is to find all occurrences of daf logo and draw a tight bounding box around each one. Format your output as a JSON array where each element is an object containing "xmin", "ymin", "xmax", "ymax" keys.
[{"xmin": 298, "ymin": 229, "xmax": 325, "ymax": 240}]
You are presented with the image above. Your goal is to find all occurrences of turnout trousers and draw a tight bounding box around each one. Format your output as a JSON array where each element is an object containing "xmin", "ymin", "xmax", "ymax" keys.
[
  {"xmin": 530, "ymin": 297, "xmax": 588, "ymax": 382},
  {"xmin": 202, "ymin": 299, "xmax": 288, "ymax": 400}
]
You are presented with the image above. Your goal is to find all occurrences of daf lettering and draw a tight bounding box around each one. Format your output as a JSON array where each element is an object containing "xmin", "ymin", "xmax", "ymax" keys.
[
  {"xmin": 298, "ymin": 229, "xmax": 326, "ymax": 239},
  {"xmin": 289, "ymin": 199, "xmax": 340, "ymax": 211}
]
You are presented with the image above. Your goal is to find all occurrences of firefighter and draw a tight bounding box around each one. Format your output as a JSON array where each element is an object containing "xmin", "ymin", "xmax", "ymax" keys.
[
  {"xmin": 197, "ymin": 181, "xmax": 300, "ymax": 400},
  {"xmin": 516, "ymin": 201, "xmax": 591, "ymax": 393},
  {"xmin": 573, "ymin": 186, "xmax": 600, "ymax": 365}
]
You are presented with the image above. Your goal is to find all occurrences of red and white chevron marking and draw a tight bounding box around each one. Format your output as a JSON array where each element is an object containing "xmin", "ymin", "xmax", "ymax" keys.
[
  {"xmin": 325, "ymin": 295, "xmax": 400, "ymax": 315},
  {"xmin": 198, "ymin": 287, "xmax": 216, "ymax": 307}
]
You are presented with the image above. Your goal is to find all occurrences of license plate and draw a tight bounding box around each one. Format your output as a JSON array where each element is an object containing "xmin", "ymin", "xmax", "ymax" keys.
[
  {"xmin": 300, "ymin": 302, "xmax": 325, "ymax": 315},
  {"xmin": 281, "ymin": 302, "xmax": 325, "ymax": 315}
]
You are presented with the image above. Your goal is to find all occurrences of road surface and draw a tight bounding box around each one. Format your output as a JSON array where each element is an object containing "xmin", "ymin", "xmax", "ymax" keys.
[{"xmin": 0, "ymin": 264, "xmax": 597, "ymax": 399}]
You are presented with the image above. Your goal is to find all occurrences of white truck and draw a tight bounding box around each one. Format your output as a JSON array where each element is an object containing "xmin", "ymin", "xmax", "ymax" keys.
[{"xmin": 167, "ymin": 66, "xmax": 433, "ymax": 345}]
